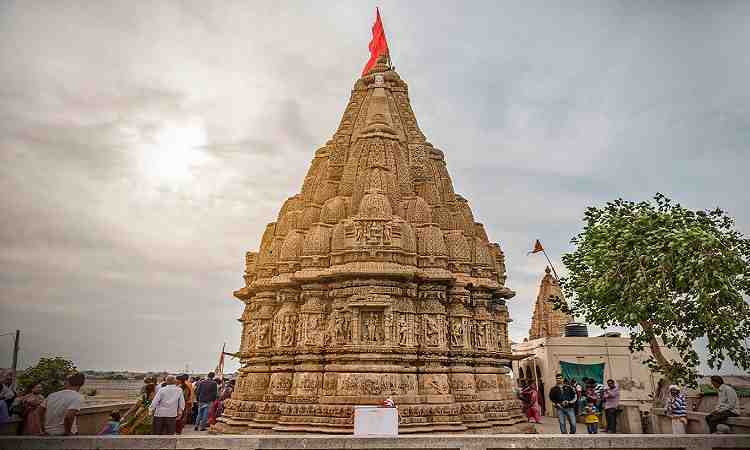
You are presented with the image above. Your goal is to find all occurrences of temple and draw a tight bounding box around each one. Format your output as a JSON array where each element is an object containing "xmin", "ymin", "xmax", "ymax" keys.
[
  {"xmin": 217, "ymin": 53, "xmax": 527, "ymax": 434},
  {"xmin": 528, "ymin": 267, "xmax": 571, "ymax": 340}
]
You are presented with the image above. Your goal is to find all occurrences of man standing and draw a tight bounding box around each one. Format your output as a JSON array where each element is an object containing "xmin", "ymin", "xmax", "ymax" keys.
[
  {"xmin": 41, "ymin": 372, "xmax": 85, "ymax": 436},
  {"xmin": 665, "ymin": 385, "xmax": 687, "ymax": 434},
  {"xmin": 603, "ymin": 379, "xmax": 620, "ymax": 433},
  {"xmin": 705, "ymin": 375, "xmax": 739, "ymax": 433},
  {"xmin": 149, "ymin": 375, "xmax": 184, "ymax": 435},
  {"xmin": 549, "ymin": 374, "xmax": 577, "ymax": 434},
  {"xmin": 194, "ymin": 372, "xmax": 218, "ymax": 431}
]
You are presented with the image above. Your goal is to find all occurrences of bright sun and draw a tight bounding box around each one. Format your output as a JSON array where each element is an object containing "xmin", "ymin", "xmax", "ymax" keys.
[{"xmin": 141, "ymin": 123, "xmax": 208, "ymax": 183}]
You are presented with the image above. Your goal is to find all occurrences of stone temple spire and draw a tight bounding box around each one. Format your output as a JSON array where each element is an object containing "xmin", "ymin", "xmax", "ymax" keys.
[
  {"xmin": 528, "ymin": 266, "xmax": 571, "ymax": 340},
  {"xmin": 220, "ymin": 50, "xmax": 526, "ymax": 434}
]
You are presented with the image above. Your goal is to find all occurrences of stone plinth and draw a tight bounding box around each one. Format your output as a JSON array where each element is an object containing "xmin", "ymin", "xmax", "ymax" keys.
[
  {"xmin": 2, "ymin": 434, "xmax": 750, "ymax": 450},
  {"xmin": 219, "ymin": 54, "xmax": 525, "ymax": 434}
]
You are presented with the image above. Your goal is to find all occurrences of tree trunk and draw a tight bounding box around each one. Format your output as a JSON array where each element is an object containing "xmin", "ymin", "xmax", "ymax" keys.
[{"xmin": 641, "ymin": 321, "xmax": 671, "ymax": 403}]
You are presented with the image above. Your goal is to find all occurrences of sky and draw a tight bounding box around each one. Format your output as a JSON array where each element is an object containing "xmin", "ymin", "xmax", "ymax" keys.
[{"xmin": 1, "ymin": 1, "xmax": 748, "ymax": 374}]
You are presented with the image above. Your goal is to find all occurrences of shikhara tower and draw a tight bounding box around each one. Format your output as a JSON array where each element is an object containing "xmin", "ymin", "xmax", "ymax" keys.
[
  {"xmin": 218, "ymin": 54, "xmax": 527, "ymax": 433},
  {"xmin": 528, "ymin": 267, "xmax": 572, "ymax": 340}
]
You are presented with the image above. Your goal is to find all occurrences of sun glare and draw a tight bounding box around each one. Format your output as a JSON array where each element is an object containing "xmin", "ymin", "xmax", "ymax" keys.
[{"xmin": 140, "ymin": 123, "xmax": 208, "ymax": 183}]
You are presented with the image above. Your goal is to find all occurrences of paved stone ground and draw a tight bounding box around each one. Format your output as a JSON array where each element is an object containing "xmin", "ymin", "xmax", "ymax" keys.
[
  {"xmin": 180, "ymin": 416, "xmax": 596, "ymax": 435},
  {"xmin": 530, "ymin": 416, "xmax": 595, "ymax": 434}
]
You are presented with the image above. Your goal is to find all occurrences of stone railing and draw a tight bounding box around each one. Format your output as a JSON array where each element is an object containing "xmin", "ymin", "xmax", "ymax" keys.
[
  {"xmin": 0, "ymin": 402, "xmax": 134, "ymax": 436},
  {"xmin": 1, "ymin": 435, "xmax": 749, "ymax": 450},
  {"xmin": 652, "ymin": 407, "xmax": 750, "ymax": 434}
]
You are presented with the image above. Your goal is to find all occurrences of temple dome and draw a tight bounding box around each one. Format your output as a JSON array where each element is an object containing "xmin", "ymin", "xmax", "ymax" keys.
[
  {"xmin": 279, "ymin": 230, "xmax": 305, "ymax": 261},
  {"xmin": 331, "ymin": 221, "xmax": 348, "ymax": 251},
  {"xmin": 416, "ymin": 224, "xmax": 448, "ymax": 256},
  {"xmin": 357, "ymin": 190, "xmax": 392, "ymax": 218},
  {"xmin": 276, "ymin": 210, "xmax": 301, "ymax": 236},
  {"xmin": 320, "ymin": 196, "xmax": 350, "ymax": 224},
  {"xmin": 401, "ymin": 196, "xmax": 432, "ymax": 225},
  {"xmin": 302, "ymin": 224, "xmax": 332, "ymax": 256},
  {"xmin": 444, "ymin": 230, "xmax": 471, "ymax": 261}
]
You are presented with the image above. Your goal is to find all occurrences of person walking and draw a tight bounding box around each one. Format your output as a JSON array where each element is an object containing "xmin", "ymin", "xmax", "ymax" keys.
[
  {"xmin": 549, "ymin": 374, "xmax": 577, "ymax": 434},
  {"xmin": 41, "ymin": 372, "xmax": 85, "ymax": 436},
  {"xmin": 665, "ymin": 385, "xmax": 687, "ymax": 434},
  {"xmin": 521, "ymin": 384, "xmax": 542, "ymax": 423},
  {"xmin": 194, "ymin": 372, "xmax": 218, "ymax": 431},
  {"xmin": 603, "ymin": 379, "xmax": 620, "ymax": 433},
  {"xmin": 705, "ymin": 375, "xmax": 739, "ymax": 433},
  {"xmin": 119, "ymin": 376, "xmax": 157, "ymax": 435},
  {"xmin": 148, "ymin": 375, "xmax": 184, "ymax": 435}
]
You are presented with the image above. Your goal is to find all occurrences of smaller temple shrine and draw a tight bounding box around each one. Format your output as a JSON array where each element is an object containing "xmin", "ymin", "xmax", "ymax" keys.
[{"xmin": 528, "ymin": 267, "xmax": 571, "ymax": 340}]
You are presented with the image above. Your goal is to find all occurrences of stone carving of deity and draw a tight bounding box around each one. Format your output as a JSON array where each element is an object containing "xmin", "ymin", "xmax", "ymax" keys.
[
  {"xmin": 258, "ymin": 321, "xmax": 271, "ymax": 348},
  {"xmin": 383, "ymin": 222, "xmax": 392, "ymax": 243},
  {"xmin": 425, "ymin": 316, "xmax": 439, "ymax": 346},
  {"xmin": 397, "ymin": 315, "xmax": 409, "ymax": 345},
  {"xmin": 369, "ymin": 222, "xmax": 382, "ymax": 243},
  {"xmin": 365, "ymin": 313, "xmax": 378, "ymax": 342},
  {"xmin": 245, "ymin": 321, "xmax": 256, "ymax": 350},
  {"xmin": 354, "ymin": 221, "xmax": 365, "ymax": 244},
  {"xmin": 475, "ymin": 321, "xmax": 486, "ymax": 349},
  {"xmin": 306, "ymin": 315, "xmax": 321, "ymax": 345},
  {"xmin": 334, "ymin": 314, "xmax": 347, "ymax": 343},
  {"xmin": 450, "ymin": 319, "xmax": 463, "ymax": 347},
  {"xmin": 383, "ymin": 313, "xmax": 393, "ymax": 343},
  {"xmin": 281, "ymin": 315, "xmax": 295, "ymax": 346}
]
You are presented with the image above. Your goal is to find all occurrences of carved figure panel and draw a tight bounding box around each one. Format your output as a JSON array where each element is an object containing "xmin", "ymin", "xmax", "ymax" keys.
[
  {"xmin": 257, "ymin": 320, "xmax": 272, "ymax": 348},
  {"xmin": 337, "ymin": 373, "xmax": 417, "ymax": 396},
  {"xmin": 269, "ymin": 373, "xmax": 293, "ymax": 396},
  {"xmin": 450, "ymin": 318, "xmax": 464, "ymax": 347},
  {"xmin": 360, "ymin": 310, "xmax": 383, "ymax": 343}
]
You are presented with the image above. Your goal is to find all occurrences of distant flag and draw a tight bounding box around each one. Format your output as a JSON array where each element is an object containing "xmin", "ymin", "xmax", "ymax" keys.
[
  {"xmin": 362, "ymin": 8, "xmax": 389, "ymax": 76},
  {"xmin": 528, "ymin": 239, "xmax": 560, "ymax": 280},
  {"xmin": 528, "ymin": 239, "xmax": 544, "ymax": 255}
]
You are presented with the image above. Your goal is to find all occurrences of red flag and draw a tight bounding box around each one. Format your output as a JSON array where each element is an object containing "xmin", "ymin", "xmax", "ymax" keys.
[
  {"xmin": 362, "ymin": 8, "xmax": 389, "ymax": 76},
  {"xmin": 528, "ymin": 239, "xmax": 544, "ymax": 255}
]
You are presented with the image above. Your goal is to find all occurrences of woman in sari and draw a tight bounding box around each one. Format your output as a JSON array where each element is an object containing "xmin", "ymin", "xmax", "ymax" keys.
[
  {"xmin": 119, "ymin": 377, "xmax": 157, "ymax": 435},
  {"xmin": 21, "ymin": 384, "xmax": 44, "ymax": 435},
  {"xmin": 521, "ymin": 384, "xmax": 542, "ymax": 423}
]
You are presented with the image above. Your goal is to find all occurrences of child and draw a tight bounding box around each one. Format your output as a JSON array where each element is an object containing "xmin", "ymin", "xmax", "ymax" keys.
[
  {"xmin": 98, "ymin": 411, "xmax": 121, "ymax": 435},
  {"xmin": 584, "ymin": 401, "xmax": 599, "ymax": 434}
]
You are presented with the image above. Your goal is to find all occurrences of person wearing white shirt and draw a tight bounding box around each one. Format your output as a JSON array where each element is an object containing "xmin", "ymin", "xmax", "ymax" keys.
[
  {"xmin": 149, "ymin": 375, "xmax": 184, "ymax": 435},
  {"xmin": 41, "ymin": 373, "xmax": 85, "ymax": 435}
]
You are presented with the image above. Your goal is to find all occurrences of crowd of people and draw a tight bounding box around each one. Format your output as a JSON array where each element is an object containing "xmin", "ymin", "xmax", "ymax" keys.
[
  {"xmin": 117, "ymin": 371, "xmax": 234, "ymax": 435},
  {"xmin": 518, "ymin": 374, "xmax": 740, "ymax": 434},
  {"xmin": 0, "ymin": 369, "xmax": 235, "ymax": 436},
  {"xmin": 0, "ymin": 368, "xmax": 741, "ymax": 436},
  {"xmin": 519, "ymin": 374, "xmax": 621, "ymax": 434}
]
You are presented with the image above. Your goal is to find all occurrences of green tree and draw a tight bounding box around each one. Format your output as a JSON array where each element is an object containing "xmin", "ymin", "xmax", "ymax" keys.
[
  {"xmin": 17, "ymin": 357, "xmax": 77, "ymax": 396},
  {"xmin": 557, "ymin": 194, "xmax": 750, "ymax": 386}
]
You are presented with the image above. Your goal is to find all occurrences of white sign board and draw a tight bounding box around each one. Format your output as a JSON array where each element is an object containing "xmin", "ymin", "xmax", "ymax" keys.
[{"xmin": 353, "ymin": 406, "xmax": 398, "ymax": 436}]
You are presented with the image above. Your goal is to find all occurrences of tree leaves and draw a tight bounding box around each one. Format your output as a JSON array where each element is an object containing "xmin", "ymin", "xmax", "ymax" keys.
[
  {"xmin": 555, "ymin": 194, "xmax": 750, "ymax": 387},
  {"xmin": 17, "ymin": 357, "xmax": 77, "ymax": 397}
]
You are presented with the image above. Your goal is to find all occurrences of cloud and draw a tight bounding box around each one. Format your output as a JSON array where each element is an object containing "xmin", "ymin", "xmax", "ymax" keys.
[{"xmin": 1, "ymin": 0, "xmax": 748, "ymax": 374}]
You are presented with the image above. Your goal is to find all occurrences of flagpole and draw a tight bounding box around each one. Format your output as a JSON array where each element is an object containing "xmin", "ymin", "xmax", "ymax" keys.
[{"xmin": 541, "ymin": 249, "xmax": 560, "ymax": 281}]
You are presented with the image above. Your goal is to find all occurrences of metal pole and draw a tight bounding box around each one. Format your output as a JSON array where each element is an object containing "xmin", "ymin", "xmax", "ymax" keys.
[
  {"xmin": 11, "ymin": 330, "xmax": 19, "ymax": 376},
  {"xmin": 541, "ymin": 249, "xmax": 560, "ymax": 281}
]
